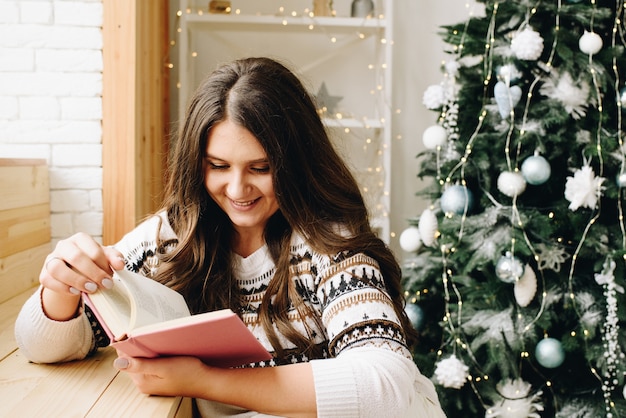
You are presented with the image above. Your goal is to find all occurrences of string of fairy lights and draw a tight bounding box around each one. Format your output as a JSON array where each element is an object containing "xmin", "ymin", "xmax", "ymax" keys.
[
  {"xmin": 406, "ymin": 0, "xmax": 626, "ymax": 414},
  {"xmin": 168, "ymin": 0, "xmax": 393, "ymax": 236}
]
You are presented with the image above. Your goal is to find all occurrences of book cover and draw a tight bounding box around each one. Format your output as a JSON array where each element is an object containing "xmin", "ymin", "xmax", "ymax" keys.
[
  {"xmin": 111, "ymin": 309, "xmax": 273, "ymax": 368},
  {"xmin": 84, "ymin": 269, "xmax": 273, "ymax": 368}
]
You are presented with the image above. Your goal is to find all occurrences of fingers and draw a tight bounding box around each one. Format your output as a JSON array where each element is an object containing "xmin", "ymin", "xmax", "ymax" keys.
[
  {"xmin": 40, "ymin": 256, "xmax": 80, "ymax": 295},
  {"xmin": 113, "ymin": 356, "xmax": 166, "ymax": 395},
  {"xmin": 40, "ymin": 232, "xmax": 126, "ymax": 295},
  {"xmin": 114, "ymin": 357, "xmax": 131, "ymax": 370},
  {"xmin": 113, "ymin": 355, "xmax": 205, "ymax": 397}
]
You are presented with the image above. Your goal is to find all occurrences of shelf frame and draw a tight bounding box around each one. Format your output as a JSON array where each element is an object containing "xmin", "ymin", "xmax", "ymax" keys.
[{"xmin": 174, "ymin": 0, "xmax": 393, "ymax": 242}]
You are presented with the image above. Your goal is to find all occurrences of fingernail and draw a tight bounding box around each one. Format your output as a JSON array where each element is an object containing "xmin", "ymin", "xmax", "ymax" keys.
[
  {"xmin": 84, "ymin": 282, "xmax": 98, "ymax": 293},
  {"xmin": 114, "ymin": 357, "xmax": 129, "ymax": 369},
  {"xmin": 69, "ymin": 287, "xmax": 80, "ymax": 295},
  {"xmin": 102, "ymin": 278, "xmax": 114, "ymax": 289}
]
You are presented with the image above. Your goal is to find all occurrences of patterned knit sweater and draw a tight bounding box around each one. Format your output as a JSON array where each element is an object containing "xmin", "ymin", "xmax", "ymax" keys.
[{"xmin": 15, "ymin": 213, "xmax": 443, "ymax": 418}]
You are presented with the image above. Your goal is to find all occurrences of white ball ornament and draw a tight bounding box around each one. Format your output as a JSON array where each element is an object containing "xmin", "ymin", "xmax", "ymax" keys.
[
  {"xmin": 497, "ymin": 171, "xmax": 527, "ymax": 197},
  {"xmin": 535, "ymin": 337, "xmax": 565, "ymax": 368},
  {"xmin": 422, "ymin": 125, "xmax": 448, "ymax": 149},
  {"xmin": 399, "ymin": 226, "xmax": 422, "ymax": 252},
  {"xmin": 440, "ymin": 185, "xmax": 474, "ymax": 215},
  {"xmin": 521, "ymin": 154, "xmax": 551, "ymax": 185},
  {"xmin": 579, "ymin": 30, "xmax": 603, "ymax": 55},
  {"xmin": 497, "ymin": 64, "xmax": 522, "ymax": 83},
  {"xmin": 616, "ymin": 172, "xmax": 626, "ymax": 188},
  {"xmin": 418, "ymin": 209, "xmax": 438, "ymax": 247}
]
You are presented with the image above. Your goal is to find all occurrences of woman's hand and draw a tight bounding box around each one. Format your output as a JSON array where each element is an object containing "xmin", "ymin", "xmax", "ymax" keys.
[
  {"xmin": 114, "ymin": 354, "xmax": 317, "ymax": 417},
  {"xmin": 113, "ymin": 355, "xmax": 209, "ymax": 398},
  {"xmin": 39, "ymin": 232, "xmax": 126, "ymax": 320}
]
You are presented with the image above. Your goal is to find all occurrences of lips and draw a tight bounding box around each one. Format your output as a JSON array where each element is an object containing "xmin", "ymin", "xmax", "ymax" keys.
[{"xmin": 230, "ymin": 197, "xmax": 260, "ymax": 208}]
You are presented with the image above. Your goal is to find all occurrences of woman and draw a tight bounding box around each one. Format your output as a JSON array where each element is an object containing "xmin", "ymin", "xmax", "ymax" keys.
[{"xmin": 15, "ymin": 57, "xmax": 444, "ymax": 417}]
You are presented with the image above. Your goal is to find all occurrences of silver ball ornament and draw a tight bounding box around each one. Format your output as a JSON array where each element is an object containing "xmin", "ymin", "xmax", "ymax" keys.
[
  {"xmin": 620, "ymin": 87, "xmax": 626, "ymax": 110},
  {"xmin": 535, "ymin": 337, "xmax": 565, "ymax": 368},
  {"xmin": 440, "ymin": 185, "xmax": 474, "ymax": 215},
  {"xmin": 521, "ymin": 155, "xmax": 551, "ymax": 185},
  {"xmin": 495, "ymin": 252, "xmax": 524, "ymax": 283}
]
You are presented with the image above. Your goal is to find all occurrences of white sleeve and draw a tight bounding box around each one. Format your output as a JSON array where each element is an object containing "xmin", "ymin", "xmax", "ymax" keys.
[
  {"xmin": 310, "ymin": 347, "xmax": 443, "ymax": 418},
  {"xmin": 14, "ymin": 286, "xmax": 94, "ymax": 363}
]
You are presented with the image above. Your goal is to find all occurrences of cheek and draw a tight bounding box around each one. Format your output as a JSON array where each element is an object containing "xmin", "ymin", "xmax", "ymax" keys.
[
  {"xmin": 260, "ymin": 178, "xmax": 277, "ymax": 197},
  {"xmin": 203, "ymin": 172, "xmax": 220, "ymax": 196}
]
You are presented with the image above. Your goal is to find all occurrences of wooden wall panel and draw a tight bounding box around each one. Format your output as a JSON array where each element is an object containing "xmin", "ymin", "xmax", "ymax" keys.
[{"xmin": 102, "ymin": 0, "xmax": 170, "ymax": 245}]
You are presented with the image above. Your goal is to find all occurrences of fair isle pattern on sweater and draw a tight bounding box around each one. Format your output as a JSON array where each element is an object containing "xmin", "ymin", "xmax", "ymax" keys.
[{"xmin": 99, "ymin": 218, "xmax": 412, "ymax": 367}]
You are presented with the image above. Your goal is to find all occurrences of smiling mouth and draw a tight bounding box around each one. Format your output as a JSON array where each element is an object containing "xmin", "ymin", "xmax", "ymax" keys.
[{"xmin": 230, "ymin": 198, "xmax": 259, "ymax": 207}]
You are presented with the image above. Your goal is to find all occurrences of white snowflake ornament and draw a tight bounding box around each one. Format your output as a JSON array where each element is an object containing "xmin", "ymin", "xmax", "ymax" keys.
[
  {"xmin": 564, "ymin": 161, "xmax": 605, "ymax": 211},
  {"xmin": 486, "ymin": 378, "xmax": 544, "ymax": 418},
  {"xmin": 539, "ymin": 72, "xmax": 591, "ymax": 120},
  {"xmin": 433, "ymin": 354, "xmax": 469, "ymax": 389},
  {"xmin": 511, "ymin": 28, "xmax": 544, "ymax": 60}
]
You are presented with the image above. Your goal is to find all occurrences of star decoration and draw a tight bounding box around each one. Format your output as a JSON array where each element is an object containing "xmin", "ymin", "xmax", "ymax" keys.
[
  {"xmin": 535, "ymin": 243, "xmax": 569, "ymax": 272},
  {"xmin": 315, "ymin": 82, "xmax": 342, "ymax": 116}
]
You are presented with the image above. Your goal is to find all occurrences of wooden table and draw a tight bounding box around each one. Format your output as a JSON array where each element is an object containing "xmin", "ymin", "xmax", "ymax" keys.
[{"xmin": 0, "ymin": 288, "xmax": 192, "ymax": 418}]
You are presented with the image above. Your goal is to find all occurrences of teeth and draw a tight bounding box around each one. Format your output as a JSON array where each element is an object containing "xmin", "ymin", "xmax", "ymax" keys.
[{"xmin": 233, "ymin": 199, "xmax": 255, "ymax": 206}]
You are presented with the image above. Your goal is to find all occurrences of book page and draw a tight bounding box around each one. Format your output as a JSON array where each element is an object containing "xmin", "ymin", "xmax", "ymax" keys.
[
  {"xmin": 83, "ymin": 281, "xmax": 133, "ymax": 339},
  {"xmin": 114, "ymin": 269, "xmax": 191, "ymax": 331}
]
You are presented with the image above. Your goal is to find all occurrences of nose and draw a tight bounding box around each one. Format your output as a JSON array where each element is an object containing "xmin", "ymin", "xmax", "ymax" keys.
[{"xmin": 226, "ymin": 170, "xmax": 250, "ymax": 199}]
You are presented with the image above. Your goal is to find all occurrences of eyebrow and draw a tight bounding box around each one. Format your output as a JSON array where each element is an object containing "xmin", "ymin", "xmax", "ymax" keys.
[{"xmin": 204, "ymin": 153, "xmax": 269, "ymax": 164}]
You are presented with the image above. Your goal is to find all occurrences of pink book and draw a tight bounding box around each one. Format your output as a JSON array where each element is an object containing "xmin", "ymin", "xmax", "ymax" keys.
[{"xmin": 83, "ymin": 269, "xmax": 272, "ymax": 368}]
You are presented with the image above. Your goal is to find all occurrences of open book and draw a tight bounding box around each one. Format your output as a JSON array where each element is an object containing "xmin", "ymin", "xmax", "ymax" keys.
[{"xmin": 82, "ymin": 269, "xmax": 272, "ymax": 368}]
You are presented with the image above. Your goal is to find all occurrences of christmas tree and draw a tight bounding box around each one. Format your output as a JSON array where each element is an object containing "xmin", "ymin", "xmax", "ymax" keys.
[{"xmin": 401, "ymin": 0, "xmax": 626, "ymax": 416}]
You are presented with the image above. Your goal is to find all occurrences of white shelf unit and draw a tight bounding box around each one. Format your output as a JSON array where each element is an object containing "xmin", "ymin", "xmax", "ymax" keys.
[{"xmin": 173, "ymin": 0, "xmax": 393, "ymax": 242}]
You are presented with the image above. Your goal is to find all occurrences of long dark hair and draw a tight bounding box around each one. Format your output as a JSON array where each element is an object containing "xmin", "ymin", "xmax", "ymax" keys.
[{"xmin": 155, "ymin": 57, "xmax": 417, "ymax": 355}]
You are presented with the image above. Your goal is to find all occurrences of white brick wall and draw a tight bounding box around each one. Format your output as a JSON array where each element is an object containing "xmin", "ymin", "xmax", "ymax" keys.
[{"xmin": 0, "ymin": 0, "xmax": 104, "ymax": 245}]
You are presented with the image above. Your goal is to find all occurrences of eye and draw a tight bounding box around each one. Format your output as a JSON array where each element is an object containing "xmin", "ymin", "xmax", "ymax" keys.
[
  {"xmin": 251, "ymin": 165, "xmax": 270, "ymax": 174},
  {"xmin": 208, "ymin": 161, "xmax": 228, "ymax": 170}
]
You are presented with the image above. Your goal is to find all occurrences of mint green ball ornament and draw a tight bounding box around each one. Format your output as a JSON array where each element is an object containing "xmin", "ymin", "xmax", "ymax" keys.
[
  {"xmin": 521, "ymin": 154, "xmax": 551, "ymax": 185},
  {"xmin": 405, "ymin": 303, "xmax": 425, "ymax": 331},
  {"xmin": 440, "ymin": 185, "xmax": 474, "ymax": 215},
  {"xmin": 535, "ymin": 337, "xmax": 565, "ymax": 368}
]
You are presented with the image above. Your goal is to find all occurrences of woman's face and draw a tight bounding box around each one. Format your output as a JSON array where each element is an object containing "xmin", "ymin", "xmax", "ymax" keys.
[{"xmin": 204, "ymin": 119, "xmax": 280, "ymax": 241}]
